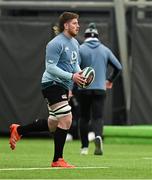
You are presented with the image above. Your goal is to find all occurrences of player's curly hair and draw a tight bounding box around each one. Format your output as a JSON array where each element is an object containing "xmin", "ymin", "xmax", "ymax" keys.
[
  {"xmin": 58, "ymin": 12, "xmax": 79, "ymax": 33},
  {"xmin": 52, "ymin": 25, "xmax": 59, "ymax": 35},
  {"xmin": 52, "ymin": 12, "xmax": 79, "ymax": 35}
]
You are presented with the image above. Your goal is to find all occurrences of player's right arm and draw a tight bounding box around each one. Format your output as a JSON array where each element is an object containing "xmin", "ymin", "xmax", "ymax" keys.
[
  {"xmin": 46, "ymin": 41, "xmax": 73, "ymax": 80},
  {"xmin": 72, "ymin": 71, "xmax": 86, "ymax": 86}
]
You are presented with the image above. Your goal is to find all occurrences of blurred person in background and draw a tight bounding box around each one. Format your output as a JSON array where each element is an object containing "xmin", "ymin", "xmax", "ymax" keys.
[
  {"xmin": 78, "ymin": 22, "xmax": 122, "ymax": 155},
  {"xmin": 66, "ymin": 85, "xmax": 80, "ymax": 141},
  {"xmin": 9, "ymin": 11, "xmax": 86, "ymax": 168}
]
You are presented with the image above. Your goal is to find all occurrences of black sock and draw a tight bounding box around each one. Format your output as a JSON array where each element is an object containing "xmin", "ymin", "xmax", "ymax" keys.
[
  {"xmin": 80, "ymin": 119, "xmax": 89, "ymax": 148},
  {"xmin": 17, "ymin": 119, "xmax": 49, "ymax": 136},
  {"xmin": 53, "ymin": 127, "xmax": 68, "ymax": 162}
]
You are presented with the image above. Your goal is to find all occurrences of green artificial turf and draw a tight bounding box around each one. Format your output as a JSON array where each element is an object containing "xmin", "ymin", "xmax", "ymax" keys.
[
  {"xmin": 104, "ymin": 125, "xmax": 152, "ymax": 138},
  {"xmin": 1, "ymin": 126, "xmax": 152, "ymax": 179}
]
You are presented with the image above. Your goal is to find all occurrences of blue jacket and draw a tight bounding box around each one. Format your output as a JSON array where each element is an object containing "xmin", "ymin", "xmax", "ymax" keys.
[{"xmin": 79, "ymin": 38, "xmax": 122, "ymax": 90}]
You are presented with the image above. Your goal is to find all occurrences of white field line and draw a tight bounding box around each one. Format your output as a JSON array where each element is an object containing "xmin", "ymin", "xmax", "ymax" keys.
[
  {"xmin": 142, "ymin": 157, "xmax": 152, "ymax": 160},
  {"xmin": 0, "ymin": 166, "xmax": 109, "ymax": 171}
]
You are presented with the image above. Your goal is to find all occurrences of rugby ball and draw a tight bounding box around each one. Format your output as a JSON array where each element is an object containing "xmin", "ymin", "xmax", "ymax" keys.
[{"xmin": 79, "ymin": 67, "xmax": 95, "ymax": 88}]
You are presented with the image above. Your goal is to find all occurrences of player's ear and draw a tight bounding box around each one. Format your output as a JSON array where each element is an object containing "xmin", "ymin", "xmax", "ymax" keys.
[{"xmin": 64, "ymin": 23, "xmax": 68, "ymax": 30}]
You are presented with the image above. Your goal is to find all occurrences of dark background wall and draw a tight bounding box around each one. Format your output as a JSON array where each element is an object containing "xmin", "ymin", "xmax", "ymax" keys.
[
  {"xmin": 129, "ymin": 8, "xmax": 152, "ymax": 124},
  {"xmin": 0, "ymin": 17, "xmax": 51, "ymax": 133}
]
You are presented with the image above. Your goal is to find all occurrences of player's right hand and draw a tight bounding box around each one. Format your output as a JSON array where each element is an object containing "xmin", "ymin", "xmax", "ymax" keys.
[{"xmin": 72, "ymin": 72, "xmax": 86, "ymax": 87}]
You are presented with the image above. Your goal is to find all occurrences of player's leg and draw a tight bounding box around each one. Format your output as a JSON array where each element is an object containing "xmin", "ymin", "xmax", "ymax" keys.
[
  {"xmin": 49, "ymin": 100, "xmax": 75, "ymax": 168},
  {"xmin": 9, "ymin": 101, "xmax": 60, "ymax": 149},
  {"xmin": 79, "ymin": 92, "xmax": 91, "ymax": 155},
  {"xmin": 44, "ymin": 85, "xmax": 75, "ymax": 168},
  {"xmin": 91, "ymin": 93, "xmax": 106, "ymax": 155},
  {"xmin": 9, "ymin": 118, "xmax": 50, "ymax": 150},
  {"xmin": 9, "ymin": 85, "xmax": 58, "ymax": 150}
]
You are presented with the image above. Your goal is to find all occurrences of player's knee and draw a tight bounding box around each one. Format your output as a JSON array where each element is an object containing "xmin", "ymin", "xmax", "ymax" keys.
[
  {"xmin": 48, "ymin": 118, "xmax": 58, "ymax": 132},
  {"xmin": 58, "ymin": 113, "xmax": 72, "ymax": 129}
]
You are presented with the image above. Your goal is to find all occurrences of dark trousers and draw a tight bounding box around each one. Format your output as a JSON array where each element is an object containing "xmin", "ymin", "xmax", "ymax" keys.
[{"xmin": 78, "ymin": 90, "xmax": 106, "ymax": 148}]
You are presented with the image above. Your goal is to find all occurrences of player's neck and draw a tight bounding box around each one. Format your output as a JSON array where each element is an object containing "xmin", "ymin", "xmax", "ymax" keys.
[{"xmin": 63, "ymin": 31, "xmax": 73, "ymax": 39}]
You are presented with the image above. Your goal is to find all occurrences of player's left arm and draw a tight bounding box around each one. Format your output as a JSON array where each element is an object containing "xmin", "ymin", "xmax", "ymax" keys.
[{"xmin": 107, "ymin": 49, "xmax": 122, "ymax": 83}]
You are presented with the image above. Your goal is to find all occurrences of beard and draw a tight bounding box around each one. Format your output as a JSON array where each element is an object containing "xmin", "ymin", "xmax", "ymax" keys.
[{"xmin": 68, "ymin": 29, "xmax": 79, "ymax": 37}]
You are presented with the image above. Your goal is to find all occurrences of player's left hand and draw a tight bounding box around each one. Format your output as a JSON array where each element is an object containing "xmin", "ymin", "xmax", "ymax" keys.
[{"xmin": 106, "ymin": 80, "xmax": 113, "ymax": 89}]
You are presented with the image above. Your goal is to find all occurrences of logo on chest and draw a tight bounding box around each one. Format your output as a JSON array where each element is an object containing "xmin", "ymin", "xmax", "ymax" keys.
[
  {"xmin": 71, "ymin": 51, "xmax": 77, "ymax": 64},
  {"xmin": 64, "ymin": 46, "xmax": 78, "ymax": 64}
]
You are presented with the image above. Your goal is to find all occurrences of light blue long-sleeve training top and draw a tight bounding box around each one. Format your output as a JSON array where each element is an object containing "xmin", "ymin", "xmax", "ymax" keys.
[
  {"xmin": 79, "ymin": 38, "xmax": 122, "ymax": 90},
  {"xmin": 42, "ymin": 33, "xmax": 81, "ymax": 90}
]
